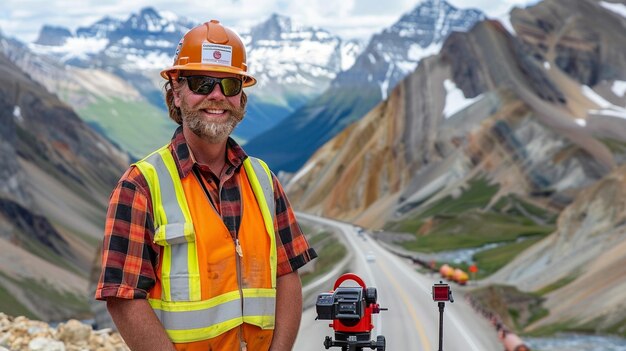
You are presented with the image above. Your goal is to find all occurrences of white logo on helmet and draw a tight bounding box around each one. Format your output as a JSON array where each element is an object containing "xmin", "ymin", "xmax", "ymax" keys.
[{"xmin": 202, "ymin": 42, "xmax": 233, "ymax": 67}]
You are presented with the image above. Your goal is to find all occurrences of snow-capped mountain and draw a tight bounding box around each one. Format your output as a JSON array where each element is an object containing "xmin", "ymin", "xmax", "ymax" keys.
[
  {"xmin": 244, "ymin": 14, "xmax": 360, "ymax": 91},
  {"xmin": 245, "ymin": 0, "xmax": 485, "ymax": 173},
  {"xmin": 30, "ymin": 8, "xmax": 361, "ymax": 142},
  {"xmin": 337, "ymin": 0, "xmax": 485, "ymax": 100},
  {"xmin": 33, "ymin": 8, "xmax": 194, "ymax": 70},
  {"xmin": 238, "ymin": 14, "xmax": 362, "ymax": 139}
]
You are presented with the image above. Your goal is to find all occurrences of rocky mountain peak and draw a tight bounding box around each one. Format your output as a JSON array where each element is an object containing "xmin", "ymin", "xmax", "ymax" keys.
[
  {"xmin": 251, "ymin": 13, "xmax": 294, "ymax": 41},
  {"xmin": 34, "ymin": 25, "xmax": 72, "ymax": 46},
  {"xmin": 76, "ymin": 16, "xmax": 122, "ymax": 39},
  {"xmin": 123, "ymin": 6, "xmax": 175, "ymax": 33},
  {"xmin": 245, "ymin": 0, "xmax": 486, "ymax": 173},
  {"xmin": 390, "ymin": 0, "xmax": 484, "ymax": 45}
]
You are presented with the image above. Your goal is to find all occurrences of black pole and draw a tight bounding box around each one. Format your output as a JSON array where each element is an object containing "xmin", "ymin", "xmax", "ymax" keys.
[{"xmin": 438, "ymin": 301, "xmax": 445, "ymax": 351}]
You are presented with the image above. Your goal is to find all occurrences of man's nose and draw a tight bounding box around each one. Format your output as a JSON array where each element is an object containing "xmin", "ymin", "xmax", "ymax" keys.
[{"xmin": 205, "ymin": 82, "xmax": 225, "ymax": 100}]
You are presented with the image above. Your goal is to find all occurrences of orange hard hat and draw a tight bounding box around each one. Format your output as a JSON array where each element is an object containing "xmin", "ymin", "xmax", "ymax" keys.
[{"xmin": 160, "ymin": 19, "xmax": 256, "ymax": 87}]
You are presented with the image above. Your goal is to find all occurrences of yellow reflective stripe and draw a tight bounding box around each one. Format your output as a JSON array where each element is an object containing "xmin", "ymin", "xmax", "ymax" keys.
[
  {"xmin": 149, "ymin": 290, "xmax": 276, "ymax": 342},
  {"xmin": 162, "ymin": 246, "xmax": 173, "ymax": 301},
  {"xmin": 243, "ymin": 158, "xmax": 277, "ymax": 288},
  {"xmin": 156, "ymin": 148, "xmax": 194, "ymax": 228},
  {"xmin": 134, "ymin": 148, "xmax": 167, "ymax": 227},
  {"xmin": 150, "ymin": 290, "xmax": 241, "ymax": 311},
  {"xmin": 242, "ymin": 288, "xmax": 276, "ymax": 329},
  {"xmin": 149, "ymin": 289, "xmax": 276, "ymax": 311},
  {"xmin": 154, "ymin": 148, "xmax": 200, "ymax": 301},
  {"xmin": 166, "ymin": 319, "xmax": 243, "ymax": 343},
  {"xmin": 244, "ymin": 316, "xmax": 275, "ymax": 329},
  {"xmin": 187, "ymin": 242, "xmax": 200, "ymax": 301},
  {"xmin": 136, "ymin": 145, "xmax": 200, "ymax": 303}
]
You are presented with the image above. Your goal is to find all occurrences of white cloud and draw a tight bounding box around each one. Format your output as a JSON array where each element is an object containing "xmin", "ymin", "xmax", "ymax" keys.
[{"xmin": 1, "ymin": 0, "xmax": 540, "ymax": 43}]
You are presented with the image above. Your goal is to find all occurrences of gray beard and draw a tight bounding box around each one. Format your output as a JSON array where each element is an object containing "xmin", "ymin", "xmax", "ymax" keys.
[{"xmin": 185, "ymin": 114, "xmax": 239, "ymax": 144}]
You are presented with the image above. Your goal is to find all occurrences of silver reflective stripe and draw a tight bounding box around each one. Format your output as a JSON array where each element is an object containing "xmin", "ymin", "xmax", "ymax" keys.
[
  {"xmin": 153, "ymin": 299, "xmax": 241, "ymax": 330},
  {"xmin": 159, "ymin": 223, "xmax": 188, "ymax": 244},
  {"xmin": 145, "ymin": 151, "xmax": 191, "ymax": 301},
  {"xmin": 168, "ymin": 244, "xmax": 190, "ymax": 300},
  {"xmin": 248, "ymin": 157, "xmax": 275, "ymax": 220},
  {"xmin": 243, "ymin": 296, "xmax": 276, "ymax": 317},
  {"xmin": 145, "ymin": 152, "xmax": 187, "ymax": 229},
  {"xmin": 152, "ymin": 297, "xmax": 274, "ymax": 330}
]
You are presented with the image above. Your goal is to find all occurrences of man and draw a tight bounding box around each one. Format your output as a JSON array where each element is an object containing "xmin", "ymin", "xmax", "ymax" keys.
[{"xmin": 96, "ymin": 20, "xmax": 317, "ymax": 351}]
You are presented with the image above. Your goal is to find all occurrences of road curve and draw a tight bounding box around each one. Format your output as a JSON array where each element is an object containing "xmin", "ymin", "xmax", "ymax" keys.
[{"xmin": 295, "ymin": 213, "xmax": 502, "ymax": 351}]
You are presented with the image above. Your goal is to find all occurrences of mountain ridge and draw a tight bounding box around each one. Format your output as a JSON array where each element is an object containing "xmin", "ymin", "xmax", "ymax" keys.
[
  {"xmin": 285, "ymin": 0, "xmax": 626, "ymax": 333},
  {"xmin": 0, "ymin": 47, "xmax": 128, "ymax": 321},
  {"xmin": 245, "ymin": 0, "xmax": 485, "ymax": 173},
  {"xmin": 29, "ymin": 8, "xmax": 361, "ymax": 144}
]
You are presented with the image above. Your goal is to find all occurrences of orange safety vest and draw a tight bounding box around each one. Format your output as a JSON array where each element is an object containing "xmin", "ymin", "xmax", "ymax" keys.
[{"xmin": 135, "ymin": 145, "xmax": 277, "ymax": 351}]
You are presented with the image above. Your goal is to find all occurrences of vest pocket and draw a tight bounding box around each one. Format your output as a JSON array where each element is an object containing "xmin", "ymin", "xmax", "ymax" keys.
[
  {"xmin": 154, "ymin": 223, "xmax": 195, "ymax": 245},
  {"xmin": 154, "ymin": 223, "xmax": 201, "ymax": 302}
]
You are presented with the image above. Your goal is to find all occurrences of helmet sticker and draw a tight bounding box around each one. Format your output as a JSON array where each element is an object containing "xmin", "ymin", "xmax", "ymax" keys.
[
  {"xmin": 202, "ymin": 42, "xmax": 233, "ymax": 67},
  {"xmin": 173, "ymin": 38, "xmax": 184, "ymax": 63}
]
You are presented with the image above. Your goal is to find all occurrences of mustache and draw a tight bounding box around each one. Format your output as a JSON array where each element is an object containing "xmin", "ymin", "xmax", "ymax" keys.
[{"xmin": 196, "ymin": 101, "xmax": 236, "ymax": 111}]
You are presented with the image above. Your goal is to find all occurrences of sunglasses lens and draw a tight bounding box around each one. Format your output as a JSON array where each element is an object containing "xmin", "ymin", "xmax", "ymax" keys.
[
  {"xmin": 221, "ymin": 78, "xmax": 242, "ymax": 96},
  {"xmin": 183, "ymin": 76, "xmax": 242, "ymax": 96},
  {"xmin": 186, "ymin": 76, "xmax": 214, "ymax": 94}
]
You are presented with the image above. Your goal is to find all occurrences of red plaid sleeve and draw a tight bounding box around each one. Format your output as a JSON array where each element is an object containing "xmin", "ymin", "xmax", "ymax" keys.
[
  {"xmin": 272, "ymin": 175, "xmax": 318, "ymax": 276},
  {"xmin": 95, "ymin": 167, "xmax": 160, "ymax": 300}
]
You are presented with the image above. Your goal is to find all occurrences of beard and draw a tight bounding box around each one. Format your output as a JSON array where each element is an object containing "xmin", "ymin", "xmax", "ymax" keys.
[{"xmin": 180, "ymin": 97, "xmax": 245, "ymax": 144}]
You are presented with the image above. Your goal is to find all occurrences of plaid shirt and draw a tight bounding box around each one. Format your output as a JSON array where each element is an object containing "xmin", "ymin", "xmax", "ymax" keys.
[{"xmin": 96, "ymin": 127, "xmax": 317, "ymax": 300}]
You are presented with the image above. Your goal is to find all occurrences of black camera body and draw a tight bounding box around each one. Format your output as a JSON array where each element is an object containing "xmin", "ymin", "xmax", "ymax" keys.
[
  {"xmin": 316, "ymin": 287, "xmax": 366, "ymax": 322},
  {"xmin": 315, "ymin": 273, "xmax": 386, "ymax": 351}
]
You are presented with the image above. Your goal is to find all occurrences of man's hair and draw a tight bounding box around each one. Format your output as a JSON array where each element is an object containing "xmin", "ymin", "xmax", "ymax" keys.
[{"xmin": 164, "ymin": 80, "xmax": 248, "ymax": 125}]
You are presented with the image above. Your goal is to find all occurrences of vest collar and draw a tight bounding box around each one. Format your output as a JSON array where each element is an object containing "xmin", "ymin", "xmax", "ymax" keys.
[{"xmin": 170, "ymin": 126, "xmax": 249, "ymax": 179}]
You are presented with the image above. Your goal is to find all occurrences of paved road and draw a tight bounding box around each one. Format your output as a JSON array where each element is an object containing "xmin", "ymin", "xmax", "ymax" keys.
[{"xmin": 294, "ymin": 213, "xmax": 502, "ymax": 351}]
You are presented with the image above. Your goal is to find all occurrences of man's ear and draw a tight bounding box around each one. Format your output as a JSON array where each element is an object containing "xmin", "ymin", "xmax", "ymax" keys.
[
  {"xmin": 169, "ymin": 72, "xmax": 182, "ymax": 107},
  {"xmin": 172, "ymin": 80, "xmax": 182, "ymax": 107}
]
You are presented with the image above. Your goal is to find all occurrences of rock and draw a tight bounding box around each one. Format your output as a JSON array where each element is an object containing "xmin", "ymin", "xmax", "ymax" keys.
[
  {"xmin": 56, "ymin": 320, "xmax": 91, "ymax": 344},
  {"xmin": 0, "ymin": 314, "xmax": 129, "ymax": 351},
  {"xmin": 29, "ymin": 337, "xmax": 66, "ymax": 351}
]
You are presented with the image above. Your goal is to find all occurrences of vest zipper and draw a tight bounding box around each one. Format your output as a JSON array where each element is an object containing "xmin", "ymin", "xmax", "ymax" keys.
[
  {"xmin": 195, "ymin": 166, "xmax": 248, "ymax": 348},
  {"xmin": 232, "ymin": 176, "xmax": 246, "ymax": 351}
]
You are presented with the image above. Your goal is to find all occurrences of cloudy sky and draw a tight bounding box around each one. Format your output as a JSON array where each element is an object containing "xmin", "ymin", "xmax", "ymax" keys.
[{"xmin": 1, "ymin": 0, "xmax": 536, "ymax": 43}]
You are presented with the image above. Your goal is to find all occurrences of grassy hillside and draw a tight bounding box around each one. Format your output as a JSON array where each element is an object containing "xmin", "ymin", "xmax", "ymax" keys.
[
  {"xmin": 77, "ymin": 98, "xmax": 175, "ymax": 159},
  {"xmin": 383, "ymin": 177, "xmax": 557, "ymax": 274}
]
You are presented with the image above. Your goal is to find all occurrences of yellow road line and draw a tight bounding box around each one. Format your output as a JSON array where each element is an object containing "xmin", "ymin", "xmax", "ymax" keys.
[{"xmin": 378, "ymin": 259, "xmax": 431, "ymax": 351}]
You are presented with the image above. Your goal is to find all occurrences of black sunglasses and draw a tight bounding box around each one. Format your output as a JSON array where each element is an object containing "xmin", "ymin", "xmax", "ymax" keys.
[{"xmin": 178, "ymin": 75, "xmax": 243, "ymax": 97}]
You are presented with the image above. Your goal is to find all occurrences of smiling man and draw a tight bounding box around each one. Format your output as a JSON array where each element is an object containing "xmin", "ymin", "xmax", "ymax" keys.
[{"xmin": 96, "ymin": 20, "xmax": 317, "ymax": 351}]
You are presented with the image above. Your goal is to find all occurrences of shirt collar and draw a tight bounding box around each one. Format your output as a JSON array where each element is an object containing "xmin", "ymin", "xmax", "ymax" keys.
[{"xmin": 170, "ymin": 126, "xmax": 248, "ymax": 178}]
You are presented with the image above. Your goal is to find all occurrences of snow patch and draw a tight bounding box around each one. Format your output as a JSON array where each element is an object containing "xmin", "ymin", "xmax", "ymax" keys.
[
  {"xmin": 589, "ymin": 108, "xmax": 626, "ymax": 120},
  {"xmin": 380, "ymin": 63, "xmax": 394, "ymax": 100},
  {"xmin": 575, "ymin": 118, "xmax": 587, "ymax": 127},
  {"xmin": 499, "ymin": 14, "xmax": 516, "ymax": 34},
  {"xmin": 13, "ymin": 106, "xmax": 23, "ymax": 123},
  {"xmin": 443, "ymin": 79, "xmax": 483, "ymax": 118},
  {"xmin": 144, "ymin": 39, "xmax": 171, "ymax": 48},
  {"xmin": 600, "ymin": 1, "xmax": 626, "ymax": 18},
  {"xmin": 611, "ymin": 80, "xmax": 626, "ymax": 98},
  {"xmin": 119, "ymin": 36, "xmax": 133, "ymax": 45},
  {"xmin": 368, "ymin": 53, "xmax": 376, "ymax": 64},
  {"xmin": 582, "ymin": 85, "xmax": 612, "ymax": 108},
  {"xmin": 543, "ymin": 62, "xmax": 551, "ymax": 70},
  {"xmin": 407, "ymin": 42, "xmax": 441, "ymax": 62},
  {"xmin": 289, "ymin": 160, "xmax": 316, "ymax": 186},
  {"xmin": 122, "ymin": 51, "xmax": 171, "ymax": 70},
  {"xmin": 30, "ymin": 37, "xmax": 108, "ymax": 60},
  {"xmin": 585, "ymin": 84, "xmax": 626, "ymax": 119}
]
